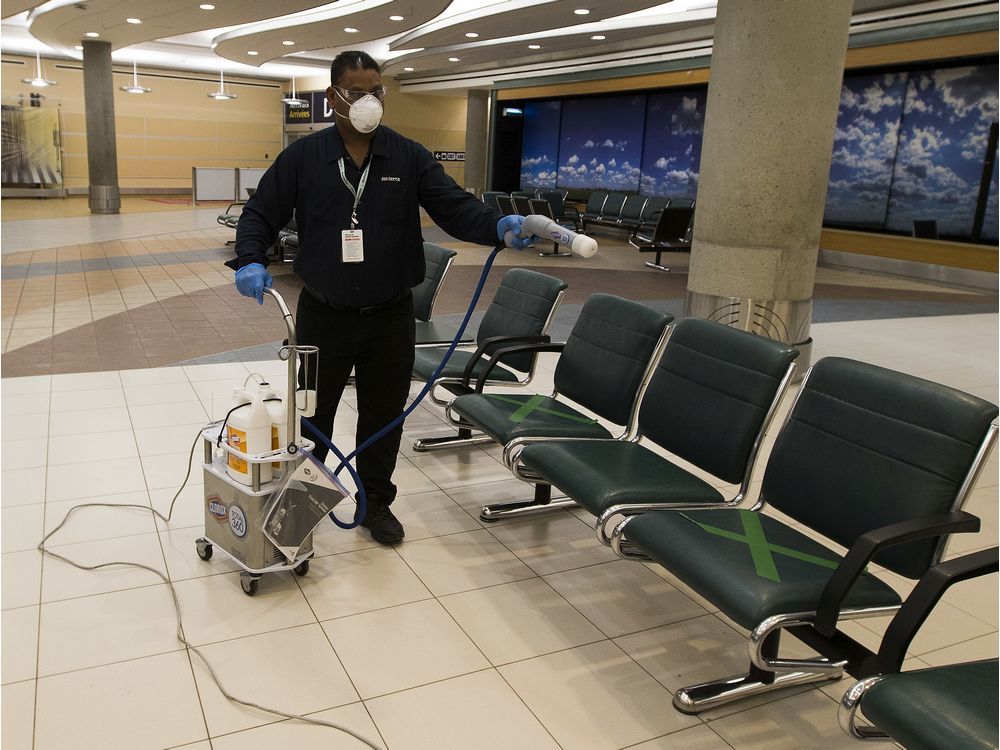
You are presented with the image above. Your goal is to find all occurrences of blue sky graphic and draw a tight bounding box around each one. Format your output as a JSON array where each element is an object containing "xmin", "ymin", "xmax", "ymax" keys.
[
  {"xmin": 982, "ymin": 154, "xmax": 998, "ymax": 243},
  {"xmin": 557, "ymin": 95, "xmax": 646, "ymax": 190},
  {"xmin": 639, "ymin": 90, "xmax": 706, "ymax": 198},
  {"xmin": 885, "ymin": 64, "xmax": 998, "ymax": 238},
  {"xmin": 520, "ymin": 101, "xmax": 561, "ymax": 188},
  {"xmin": 825, "ymin": 72, "xmax": 907, "ymax": 227}
]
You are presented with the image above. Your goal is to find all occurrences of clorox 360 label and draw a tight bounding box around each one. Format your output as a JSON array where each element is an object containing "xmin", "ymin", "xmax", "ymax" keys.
[
  {"xmin": 228, "ymin": 504, "xmax": 248, "ymax": 539},
  {"xmin": 207, "ymin": 495, "xmax": 227, "ymax": 521}
]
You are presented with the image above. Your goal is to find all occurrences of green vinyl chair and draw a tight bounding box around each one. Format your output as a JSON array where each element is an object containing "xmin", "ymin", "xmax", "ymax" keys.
[
  {"xmin": 411, "ymin": 268, "xmax": 567, "ymax": 452},
  {"xmin": 614, "ymin": 358, "xmax": 998, "ymax": 714},
  {"xmin": 840, "ymin": 547, "xmax": 998, "ymax": 749},
  {"xmin": 517, "ymin": 317, "xmax": 800, "ymax": 546},
  {"xmin": 413, "ymin": 242, "xmax": 473, "ymax": 348},
  {"xmin": 446, "ymin": 293, "xmax": 673, "ymax": 521}
]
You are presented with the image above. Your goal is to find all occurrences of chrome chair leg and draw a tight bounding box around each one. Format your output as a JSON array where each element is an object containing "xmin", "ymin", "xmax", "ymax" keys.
[{"xmin": 480, "ymin": 483, "xmax": 577, "ymax": 521}]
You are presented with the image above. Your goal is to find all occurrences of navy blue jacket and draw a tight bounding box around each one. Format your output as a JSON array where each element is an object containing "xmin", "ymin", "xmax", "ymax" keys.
[{"xmin": 229, "ymin": 124, "xmax": 500, "ymax": 307}]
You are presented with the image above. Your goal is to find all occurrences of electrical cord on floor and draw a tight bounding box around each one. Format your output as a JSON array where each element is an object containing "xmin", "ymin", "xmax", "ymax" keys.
[{"xmin": 36, "ymin": 426, "xmax": 386, "ymax": 750}]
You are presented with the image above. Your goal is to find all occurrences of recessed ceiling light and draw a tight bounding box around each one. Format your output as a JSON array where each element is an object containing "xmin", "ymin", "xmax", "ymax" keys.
[
  {"xmin": 247, "ymin": 50, "xmax": 258, "ymax": 56},
  {"xmin": 85, "ymin": 31, "xmax": 100, "ymax": 37},
  {"xmin": 403, "ymin": 66, "xmax": 414, "ymax": 72},
  {"xmin": 126, "ymin": 17, "xmax": 141, "ymax": 24},
  {"xmin": 389, "ymin": 15, "xmax": 404, "ymax": 21},
  {"xmin": 574, "ymin": 8, "xmax": 591, "ymax": 14},
  {"xmin": 282, "ymin": 40, "xmax": 294, "ymax": 46},
  {"xmin": 465, "ymin": 32, "xmax": 479, "ymax": 38},
  {"xmin": 528, "ymin": 43, "xmax": 541, "ymax": 49},
  {"xmin": 591, "ymin": 34, "xmax": 606, "ymax": 40},
  {"xmin": 199, "ymin": 4, "xmax": 215, "ymax": 9},
  {"xmin": 448, "ymin": 57, "xmax": 460, "ymax": 62},
  {"xmin": 344, "ymin": 27, "xmax": 359, "ymax": 33}
]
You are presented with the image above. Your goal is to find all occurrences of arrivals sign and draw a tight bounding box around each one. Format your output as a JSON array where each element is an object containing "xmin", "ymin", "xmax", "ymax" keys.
[{"xmin": 283, "ymin": 91, "xmax": 337, "ymax": 125}]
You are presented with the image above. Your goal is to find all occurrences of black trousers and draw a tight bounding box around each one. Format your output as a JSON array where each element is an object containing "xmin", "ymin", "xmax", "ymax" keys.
[{"xmin": 295, "ymin": 288, "xmax": 415, "ymax": 507}]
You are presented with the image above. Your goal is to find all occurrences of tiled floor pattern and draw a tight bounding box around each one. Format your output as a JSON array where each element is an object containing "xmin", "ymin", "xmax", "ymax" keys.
[{"xmin": 2, "ymin": 311, "xmax": 997, "ymax": 750}]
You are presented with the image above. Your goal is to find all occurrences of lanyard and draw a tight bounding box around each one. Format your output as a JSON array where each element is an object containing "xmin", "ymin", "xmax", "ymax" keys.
[{"xmin": 338, "ymin": 156, "xmax": 371, "ymax": 229}]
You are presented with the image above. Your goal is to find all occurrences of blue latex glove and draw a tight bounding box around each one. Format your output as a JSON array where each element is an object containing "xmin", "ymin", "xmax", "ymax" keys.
[
  {"xmin": 235, "ymin": 262, "xmax": 272, "ymax": 304},
  {"xmin": 497, "ymin": 215, "xmax": 536, "ymax": 249}
]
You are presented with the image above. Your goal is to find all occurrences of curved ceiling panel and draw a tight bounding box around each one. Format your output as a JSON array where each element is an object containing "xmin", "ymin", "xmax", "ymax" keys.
[
  {"xmin": 389, "ymin": 0, "xmax": 671, "ymax": 50},
  {"xmin": 27, "ymin": 0, "xmax": 329, "ymax": 53},
  {"xmin": 213, "ymin": 0, "xmax": 451, "ymax": 66},
  {"xmin": 383, "ymin": 12, "xmax": 713, "ymax": 78},
  {"xmin": 2, "ymin": 2, "xmax": 38, "ymax": 20}
]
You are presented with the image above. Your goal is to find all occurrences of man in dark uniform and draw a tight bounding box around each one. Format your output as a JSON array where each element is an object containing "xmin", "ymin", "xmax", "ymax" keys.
[{"xmin": 228, "ymin": 51, "xmax": 532, "ymax": 545}]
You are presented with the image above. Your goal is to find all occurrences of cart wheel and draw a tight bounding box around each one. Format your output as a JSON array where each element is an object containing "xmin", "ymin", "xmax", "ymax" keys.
[
  {"xmin": 196, "ymin": 540, "xmax": 213, "ymax": 561},
  {"xmin": 293, "ymin": 559, "xmax": 309, "ymax": 577},
  {"xmin": 240, "ymin": 572, "xmax": 259, "ymax": 596}
]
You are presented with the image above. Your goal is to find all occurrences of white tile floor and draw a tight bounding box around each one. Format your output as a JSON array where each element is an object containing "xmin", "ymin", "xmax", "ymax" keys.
[{"xmin": 1, "ymin": 313, "xmax": 997, "ymax": 750}]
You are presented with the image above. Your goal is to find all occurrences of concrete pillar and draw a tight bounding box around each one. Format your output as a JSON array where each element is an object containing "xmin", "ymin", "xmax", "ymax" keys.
[
  {"xmin": 82, "ymin": 40, "xmax": 120, "ymax": 214},
  {"xmin": 685, "ymin": 0, "xmax": 853, "ymax": 369},
  {"xmin": 464, "ymin": 89, "xmax": 489, "ymax": 194}
]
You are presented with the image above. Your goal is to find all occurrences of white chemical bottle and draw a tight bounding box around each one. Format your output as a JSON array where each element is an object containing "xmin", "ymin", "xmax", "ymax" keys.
[{"xmin": 226, "ymin": 384, "xmax": 273, "ymax": 486}]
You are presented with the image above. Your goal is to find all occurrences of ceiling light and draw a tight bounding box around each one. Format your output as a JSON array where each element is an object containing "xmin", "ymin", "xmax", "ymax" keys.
[
  {"xmin": 126, "ymin": 17, "xmax": 141, "ymax": 24},
  {"xmin": 528, "ymin": 43, "xmax": 541, "ymax": 49},
  {"xmin": 465, "ymin": 32, "xmax": 479, "ymax": 38},
  {"xmin": 448, "ymin": 57, "xmax": 460, "ymax": 62},
  {"xmin": 282, "ymin": 40, "xmax": 295, "ymax": 46},
  {"xmin": 208, "ymin": 69, "xmax": 236, "ymax": 100},
  {"xmin": 120, "ymin": 60, "xmax": 150, "ymax": 94},
  {"xmin": 247, "ymin": 50, "xmax": 258, "ymax": 56},
  {"xmin": 20, "ymin": 51, "xmax": 57, "ymax": 87},
  {"xmin": 403, "ymin": 67, "xmax": 414, "ymax": 72},
  {"xmin": 281, "ymin": 77, "xmax": 308, "ymax": 108},
  {"xmin": 389, "ymin": 15, "xmax": 404, "ymax": 21},
  {"xmin": 574, "ymin": 8, "xmax": 590, "ymax": 14},
  {"xmin": 344, "ymin": 27, "xmax": 359, "ymax": 33},
  {"xmin": 85, "ymin": 31, "xmax": 100, "ymax": 37},
  {"xmin": 199, "ymin": 4, "xmax": 215, "ymax": 9},
  {"xmin": 591, "ymin": 34, "xmax": 606, "ymax": 40}
]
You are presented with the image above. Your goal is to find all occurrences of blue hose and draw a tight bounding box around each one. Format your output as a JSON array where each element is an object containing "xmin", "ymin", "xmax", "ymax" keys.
[{"xmin": 302, "ymin": 244, "xmax": 503, "ymax": 529}]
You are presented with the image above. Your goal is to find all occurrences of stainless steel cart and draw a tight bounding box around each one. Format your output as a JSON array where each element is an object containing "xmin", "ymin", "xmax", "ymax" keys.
[{"xmin": 196, "ymin": 288, "xmax": 319, "ymax": 596}]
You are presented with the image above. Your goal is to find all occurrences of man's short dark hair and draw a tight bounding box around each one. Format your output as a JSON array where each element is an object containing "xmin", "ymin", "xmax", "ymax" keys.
[{"xmin": 330, "ymin": 51, "xmax": 381, "ymax": 86}]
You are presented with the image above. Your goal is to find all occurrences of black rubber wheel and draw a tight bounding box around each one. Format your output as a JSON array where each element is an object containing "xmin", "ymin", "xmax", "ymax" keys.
[
  {"xmin": 240, "ymin": 573, "xmax": 259, "ymax": 596},
  {"xmin": 196, "ymin": 541, "xmax": 213, "ymax": 561},
  {"xmin": 293, "ymin": 559, "xmax": 309, "ymax": 577}
]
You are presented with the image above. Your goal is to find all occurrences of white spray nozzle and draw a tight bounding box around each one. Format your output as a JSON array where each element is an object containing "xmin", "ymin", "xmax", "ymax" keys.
[{"xmin": 504, "ymin": 213, "xmax": 598, "ymax": 258}]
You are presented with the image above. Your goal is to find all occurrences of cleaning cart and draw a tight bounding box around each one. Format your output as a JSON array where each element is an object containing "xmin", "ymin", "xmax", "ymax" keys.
[{"xmin": 195, "ymin": 287, "xmax": 341, "ymax": 596}]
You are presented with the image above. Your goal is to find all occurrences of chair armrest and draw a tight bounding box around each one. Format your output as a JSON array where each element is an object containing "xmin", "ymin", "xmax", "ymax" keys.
[
  {"xmin": 599, "ymin": 493, "xmax": 749, "ymax": 547},
  {"xmin": 473, "ymin": 342, "xmax": 565, "ymax": 392},
  {"xmin": 875, "ymin": 546, "xmax": 998, "ymax": 671},
  {"xmin": 459, "ymin": 334, "xmax": 551, "ymax": 386},
  {"xmin": 814, "ymin": 511, "xmax": 981, "ymax": 637}
]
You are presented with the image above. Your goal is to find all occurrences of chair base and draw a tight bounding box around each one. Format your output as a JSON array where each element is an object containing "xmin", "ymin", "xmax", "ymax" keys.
[
  {"xmin": 673, "ymin": 668, "xmax": 840, "ymax": 714},
  {"xmin": 412, "ymin": 431, "xmax": 493, "ymax": 452},
  {"xmin": 539, "ymin": 243, "xmax": 571, "ymax": 258},
  {"xmin": 480, "ymin": 483, "xmax": 575, "ymax": 521},
  {"xmin": 644, "ymin": 260, "xmax": 669, "ymax": 272}
]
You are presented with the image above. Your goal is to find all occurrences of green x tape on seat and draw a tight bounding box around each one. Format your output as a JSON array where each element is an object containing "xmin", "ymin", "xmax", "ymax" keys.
[
  {"xmin": 411, "ymin": 268, "xmax": 568, "ymax": 453},
  {"xmin": 517, "ymin": 317, "xmax": 799, "ymax": 546},
  {"xmin": 618, "ymin": 357, "xmax": 998, "ymax": 715},
  {"xmin": 840, "ymin": 547, "xmax": 998, "ymax": 748},
  {"xmin": 447, "ymin": 293, "xmax": 672, "ymax": 521}
]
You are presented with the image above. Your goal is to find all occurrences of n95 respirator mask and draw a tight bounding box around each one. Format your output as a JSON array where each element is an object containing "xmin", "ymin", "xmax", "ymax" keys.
[{"xmin": 336, "ymin": 90, "xmax": 383, "ymax": 134}]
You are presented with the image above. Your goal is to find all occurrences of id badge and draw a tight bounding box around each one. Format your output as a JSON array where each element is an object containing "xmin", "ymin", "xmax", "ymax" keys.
[{"xmin": 341, "ymin": 229, "xmax": 364, "ymax": 263}]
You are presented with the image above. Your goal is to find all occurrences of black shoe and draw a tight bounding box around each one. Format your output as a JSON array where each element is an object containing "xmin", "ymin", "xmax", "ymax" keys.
[{"xmin": 360, "ymin": 502, "xmax": 404, "ymax": 545}]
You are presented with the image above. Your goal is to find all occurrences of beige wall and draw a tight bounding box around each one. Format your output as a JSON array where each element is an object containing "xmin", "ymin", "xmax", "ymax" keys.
[
  {"xmin": 1, "ymin": 56, "xmax": 471, "ymax": 190},
  {"xmin": 2, "ymin": 55, "xmax": 284, "ymax": 190}
]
